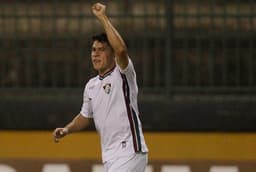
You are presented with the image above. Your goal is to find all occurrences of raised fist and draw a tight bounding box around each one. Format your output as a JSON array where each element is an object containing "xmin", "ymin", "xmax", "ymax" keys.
[{"xmin": 92, "ymin": 3, "xmax": 106, "ymax": 17}]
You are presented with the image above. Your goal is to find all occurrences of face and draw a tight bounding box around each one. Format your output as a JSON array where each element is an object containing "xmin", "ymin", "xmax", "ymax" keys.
[{"xmin": 91, "ymin": 40, "xmax": 115, "ymax": 75}]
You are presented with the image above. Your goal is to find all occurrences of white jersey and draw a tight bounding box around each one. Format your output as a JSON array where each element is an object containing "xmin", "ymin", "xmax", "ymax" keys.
[{"xmin": 80, "ymin": 59, "xmax": 148, "ymax": 162}]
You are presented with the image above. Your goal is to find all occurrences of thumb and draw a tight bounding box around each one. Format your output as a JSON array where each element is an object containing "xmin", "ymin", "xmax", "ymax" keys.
[
  {"xmin": 61, "ymin": 128, "xmax": 69, "ymax": 135},
  {"xmin": 92, "ymin": 4, "xmax": 100, "ymax": 11}
]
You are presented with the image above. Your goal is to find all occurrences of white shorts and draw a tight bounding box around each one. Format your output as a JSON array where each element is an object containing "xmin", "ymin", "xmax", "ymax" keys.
[{"xmin": 103, "ymin": 153, "xmax": 148, "ymax": 172}]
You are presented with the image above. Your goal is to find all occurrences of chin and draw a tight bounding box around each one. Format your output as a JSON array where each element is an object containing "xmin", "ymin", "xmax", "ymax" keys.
[{"xmin": 93, "ymin": 65, "xmax": 101, "ymax": 71}]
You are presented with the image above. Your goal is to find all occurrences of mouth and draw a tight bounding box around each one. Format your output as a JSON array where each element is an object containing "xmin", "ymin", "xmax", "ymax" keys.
[
  {"xmin": 93, "ymin": 59, "xmax": 101, "ymax": 63},
  {"xmin": 92, "ymin": 59, "xmax": 102, "ymax": 68}
]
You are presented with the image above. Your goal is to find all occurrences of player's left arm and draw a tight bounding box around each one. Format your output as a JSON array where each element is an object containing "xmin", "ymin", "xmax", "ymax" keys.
[{"xmin": 92, "ymin": 3, "xmax": 129, "ymax": 70}]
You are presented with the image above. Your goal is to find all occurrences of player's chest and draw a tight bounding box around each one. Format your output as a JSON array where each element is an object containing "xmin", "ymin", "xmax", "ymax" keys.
[{"xmin": 87, "ymin": 75, "xmax": 123, "ymax": 103}]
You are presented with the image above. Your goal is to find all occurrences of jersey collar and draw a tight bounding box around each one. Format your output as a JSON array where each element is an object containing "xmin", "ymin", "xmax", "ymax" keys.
[{"xmin": 99, "ymin": 65, "xmax": 116, "ymax": 80}]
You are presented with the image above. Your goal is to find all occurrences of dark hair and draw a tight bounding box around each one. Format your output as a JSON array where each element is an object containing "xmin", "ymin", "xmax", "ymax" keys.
[{"xmin": 92, "ymin": 33, "xmax": 110, "ymax": 45}]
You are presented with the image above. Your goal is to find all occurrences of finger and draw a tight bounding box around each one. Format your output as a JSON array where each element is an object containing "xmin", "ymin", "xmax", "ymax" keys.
[
  {"xmin": 54, "ymin": 137, "xmax": 59, "ymax": 143},
  {"xmin": 53, "ymin": 129, "xmax": 60, "ymax": 137},
  {"xmin": 95, "ymin": 5, "xmax": 101, "ymax": 11},
  {"xmin": 53, "ymin": 129, "xmax": 62, "ymax": 138},
  {"xmin": 93, "ymin": 3, "xmax": 101, "ymax": 10},
  {"xmin": 92, "ymin": 4, "xmax": 98, "ymax": 10}
]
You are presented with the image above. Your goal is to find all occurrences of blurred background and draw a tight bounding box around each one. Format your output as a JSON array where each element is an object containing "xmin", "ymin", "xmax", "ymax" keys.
[{"xmin": 0, "ymin": 0, "xmax": 256, "ymax": 172}]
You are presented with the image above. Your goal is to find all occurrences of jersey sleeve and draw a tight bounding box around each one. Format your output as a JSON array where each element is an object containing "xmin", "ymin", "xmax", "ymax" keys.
[
  {"xmin": 118, "ymin": 57, "xmax": 139, "ymax": 96},
  {"xmin": 118, "ymin": 58, "xmax": 136, "ymax": 80},
  {"xmin": 80, "ymin": 84, "xmax": 93, "ymax": 118}
]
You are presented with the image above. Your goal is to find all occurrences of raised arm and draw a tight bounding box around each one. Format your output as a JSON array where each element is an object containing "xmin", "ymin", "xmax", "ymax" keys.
[{"xmin": 92, "ymin": 3, "xmax": 129, "ymax": 70}]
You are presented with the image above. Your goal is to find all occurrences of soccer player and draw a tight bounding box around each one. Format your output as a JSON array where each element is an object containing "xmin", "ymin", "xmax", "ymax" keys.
[{"xmin": 53, "ymin": 2, "xmax": 148, "ymax": 172}]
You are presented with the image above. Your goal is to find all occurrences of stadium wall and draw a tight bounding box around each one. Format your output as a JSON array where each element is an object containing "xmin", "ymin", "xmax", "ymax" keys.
[
  {"xmin": 0, "ymin": 90, "xmax": 256, "ymax": 131},
  {"xmin": 0, "ymin": 131, "xmax": 256, "ymax": 172}
]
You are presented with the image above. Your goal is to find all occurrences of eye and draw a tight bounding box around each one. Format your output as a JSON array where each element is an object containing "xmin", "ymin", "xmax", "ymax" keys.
[{"xmin": 99, "ymin": 47, "xmax": 105, "ymax": 51}]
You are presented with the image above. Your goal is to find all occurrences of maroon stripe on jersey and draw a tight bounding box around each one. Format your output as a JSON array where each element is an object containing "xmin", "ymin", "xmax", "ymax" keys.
[{"xmin": 120, "ymin": 73, "xmax": 139, "ymax": 152}]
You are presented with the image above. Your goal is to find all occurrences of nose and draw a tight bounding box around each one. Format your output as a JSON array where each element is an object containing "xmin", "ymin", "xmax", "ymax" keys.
[
  {"xmin": 93, "ymin": 48, "xmax": 102, "ymax": 56},
  {"xmin": 92, "ymin": 50, "xmax": 99, "ymax": 57}
]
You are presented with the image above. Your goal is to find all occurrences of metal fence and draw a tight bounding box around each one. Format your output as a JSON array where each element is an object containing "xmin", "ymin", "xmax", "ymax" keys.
[{"xmin": 0, "ymin": 0, "xmax": 255, "ymax": 95}]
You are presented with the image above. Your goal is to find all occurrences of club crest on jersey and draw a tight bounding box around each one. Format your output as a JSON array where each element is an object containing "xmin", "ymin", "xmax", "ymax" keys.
[{"xmin": 103, "ymin": 83, "xmax": 111, "ymax": 94}]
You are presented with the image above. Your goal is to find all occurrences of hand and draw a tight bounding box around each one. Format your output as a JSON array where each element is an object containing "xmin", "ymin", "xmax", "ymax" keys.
[
  {"xmin": 53, "ymin": 128, "xmax": 68, "ymax": 143},
  {"xmin": 91, "ymin": 3, "xmax": 106, "ymax": 18}
]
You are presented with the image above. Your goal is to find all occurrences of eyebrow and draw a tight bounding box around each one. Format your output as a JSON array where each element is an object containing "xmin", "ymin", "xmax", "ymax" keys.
[{"xmin": 92, "ymin": 46, "xmax": 106, "ymax": 50}]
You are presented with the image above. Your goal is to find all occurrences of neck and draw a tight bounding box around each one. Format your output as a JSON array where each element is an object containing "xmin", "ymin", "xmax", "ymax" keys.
[{"xmin": 98, "ymin": 64, "xmax": 116, "ymax": 77}]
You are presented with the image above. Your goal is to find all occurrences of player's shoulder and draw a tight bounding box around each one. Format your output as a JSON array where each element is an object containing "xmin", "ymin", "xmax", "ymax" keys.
[
  {"xmin": 118, "ymin": 58, "xmax": 135, "ymax": 75},
  {"xmin": 84, "ymin": 75, "xmax": 98, "ymax": 89},
  {"xmin": 88, "ymin": 75, "xmax": 99, "ymax": 83}
]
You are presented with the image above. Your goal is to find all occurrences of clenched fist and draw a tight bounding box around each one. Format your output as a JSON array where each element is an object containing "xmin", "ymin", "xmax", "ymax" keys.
[
  {"xmin": 92, "ymin": 3, "xmax": 106, "ymax": 18},
  {"xmin": 53, "ymin": 127, "xmax": 69, "ymax": 143}
]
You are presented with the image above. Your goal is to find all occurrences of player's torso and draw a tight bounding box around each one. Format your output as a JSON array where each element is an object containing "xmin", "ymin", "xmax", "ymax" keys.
[
  {"xmin": 87, "ymin": 67, "xmax": 131, "ymax": 141},
  {"xmin": 86, "ymin": 63, "xmax": 148, "ymax": 162}
]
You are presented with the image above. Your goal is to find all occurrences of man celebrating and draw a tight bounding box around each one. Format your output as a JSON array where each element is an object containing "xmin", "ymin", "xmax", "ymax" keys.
[{"xmin": 53, "ymin": 2, "xmax": 148, "ymax": 172}]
